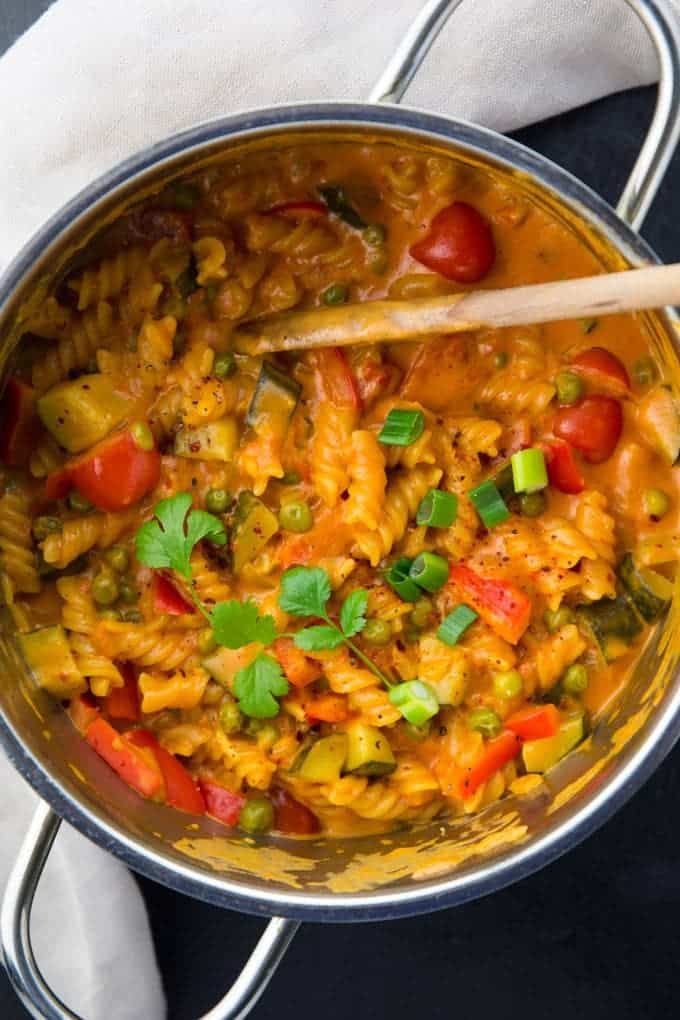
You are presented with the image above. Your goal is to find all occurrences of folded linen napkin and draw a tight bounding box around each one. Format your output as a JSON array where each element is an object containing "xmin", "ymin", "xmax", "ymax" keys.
[{"xmin": 0, "ymin": 1, "xmax": 674, "ymax": 1017}]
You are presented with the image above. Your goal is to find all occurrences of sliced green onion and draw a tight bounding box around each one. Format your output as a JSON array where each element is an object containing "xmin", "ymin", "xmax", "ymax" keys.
[
  {"xmin": 468, "ymin": 479, "xmax": 510, "ymax": 528},
  {"xmin": 388, "ymin": 680, "xmax": 439, "ymax": 726},
  {"xmin": 511, "ymin": 448, "xmax": 548, "ymax": 494},
  {"xmin": 378, "ymin": 408, "xmax": 425, "ymax": 447},
  {"xmin": 385, "ymin": 557, "xmax": 421, "ymax": 602},
  {"xmin": 409, "ymin": 552, "xmax": 449, "ymax": 592},
  {"xmin": 437, "ymin": 604, "xmax": 478, "ymax": 646},
  {"xmin": 416, "ymin": 489, "xmax": 458, "ymax": 527},
  {"xmin": 494, "ymin": 462, "xmax": 515, "ymax": 503}
]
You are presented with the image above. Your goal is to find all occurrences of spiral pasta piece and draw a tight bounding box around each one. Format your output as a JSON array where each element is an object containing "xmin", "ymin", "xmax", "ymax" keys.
[
  {"xmin": 31, "ymin": 301, "xmax": 115, "ymax": 392},
  {"xmin": 69, "ymin": 248, "xmax": 146, "ymax": 311},
  {"xmin": 94, "ymin": 617, "xmax": 199, "ymax": 671},
  {"xmin": 41, "ymin": 509, "xmax": 138, "ymax": 568},
  {"xmin": 353, "ymin": 466, "xmax": 442, "ymax": 566},
  {"xmin": 138, "ymin": 667, "xmax": 208, "ymax": 713},
  {"xmin": 311, "ymin": 404, "xmax": 357, "ymax": 508},
  {"xmin": 193, "ymin": 238, "xmax": 228, "ymax": 285},
  {"xmin": 190, "ymin": 549, "xmax": 231, "ymax": 605},
  {"xmin": 0, "ymin": 489, "xmax": 40, "ymax": 594},
  {"xmin": 522, "ymin": 624, "xmax": 587, "ymax": 694},
  {"xmin": 57, "ymin": 576, "xmax": 124, "ymax": 697},
  {"xmin": 574, "ymin": 491, "xmax": 616, "ymax": 563},
  {"xmin": 344, "ymin": 430, "xmax": 387, "ymax": 530},
  {"xmin": 29, "ymin": 435, "xmax": 64, "ymax": 479}
]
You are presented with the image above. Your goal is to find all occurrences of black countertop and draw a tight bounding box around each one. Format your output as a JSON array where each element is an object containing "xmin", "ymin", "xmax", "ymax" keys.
[{"xmin": 2, "ymin": 6, "xmax": 680, "ymax": 1019}]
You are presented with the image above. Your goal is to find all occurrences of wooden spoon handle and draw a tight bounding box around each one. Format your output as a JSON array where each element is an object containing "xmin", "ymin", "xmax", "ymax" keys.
[{"xmin": 234, "ymin": 262, "xmax": 680, "ymax": 355}]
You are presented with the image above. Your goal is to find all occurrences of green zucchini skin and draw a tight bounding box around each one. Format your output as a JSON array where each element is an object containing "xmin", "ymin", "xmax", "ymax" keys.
[{"xmin": 619, "ymin": 553, "xmax": 673, "ymax": 622}]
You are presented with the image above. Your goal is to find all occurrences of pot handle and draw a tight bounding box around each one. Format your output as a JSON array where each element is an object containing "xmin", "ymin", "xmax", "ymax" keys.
[
  {"xmin": 1, "ymin": 801, "xmax": 300, "ymax": 1020},
  {"xmin": 369, "ymin": 0, "xmax": 680, "ymax": 231}
]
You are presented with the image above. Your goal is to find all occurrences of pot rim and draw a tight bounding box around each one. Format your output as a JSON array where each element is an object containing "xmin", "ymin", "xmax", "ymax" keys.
[{"xmin": 1, "ymin": 101, "xmax": 678, "ymax": 922}]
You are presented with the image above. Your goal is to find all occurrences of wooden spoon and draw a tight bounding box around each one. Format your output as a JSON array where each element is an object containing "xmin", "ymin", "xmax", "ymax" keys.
[{"xmin": 233, "ymin": 262, "xmax": 680, "ymax": 355}]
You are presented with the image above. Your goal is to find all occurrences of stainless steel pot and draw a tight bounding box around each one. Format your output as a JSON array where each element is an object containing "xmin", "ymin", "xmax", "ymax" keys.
[{"xmin": 2, "ymin": 2, "xmax": 680, "ymax": 1018}]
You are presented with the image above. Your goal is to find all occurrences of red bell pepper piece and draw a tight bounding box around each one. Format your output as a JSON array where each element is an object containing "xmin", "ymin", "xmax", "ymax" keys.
[
  {"xmin": 45, "ymin": 468, "xmax": 71, "ymax": 501},
  {"xmin": 542, "ymin": 439, "xmax": 585, "ymax": 494},
  {"xmin": 448, "ymin": 564, "xmax": 532, "ymax": 645},
  {"xmin": 199, "ymin": 780, "xmax": 246, "ymax": 827},
  {"xmin": 127, "ymin": 729, "xmax": 206, "ymax": 814},
  {"xmin": 52, "ymin": 423, "xmax": 161, "ymax": 512},
  {"xmin": 456, "ymin": 730, "xmax": 523, "ymax": 799},
  {"xmin": 0, "ymin": 378, "xmax": 41, "ymax": 467},
  {"xmin": 553, "ymin": 395, "xmax": 623, "ymax": 464},
  {"xmin": 265, "ymin": 200, "xmax": 328, "ymax": 219},
  {"xmin": 85, "ymin": 717, "xmax": 163, "ymax": 798},
  {"xmin": 68, "ymin": 693, "xmax": 100, "ymax": 733},
  {"xmin": 105, "ymin": 662, "xmax": 140, "ymax": 720},
  {"xmin": 569, "ymin": 347, "xmax": 630, "ymax": 397},
  {"xmin": 311, "ymin": 348, "xmax": 362, "ymax": 410},
  {"xmin": 505, "ymin": 703, "xmax": 560, "ymax": 740},
  {"xmin": 270, "ymin": 787, "xmax": 321, "ymax": 835},
  {"xmin": 410, "ymin": 201, "xmax": 495, "ymax": 283},
  {"xmin": 153, "ymin": 573, "xmax": 195, "ymax": 616},
  {"xmin": 304, "ymin": 693, "xmax": 348, "ymax": 723},
  {"xmin": 272, "ymin": 637, "xmax": 321, "ymax": 689}
]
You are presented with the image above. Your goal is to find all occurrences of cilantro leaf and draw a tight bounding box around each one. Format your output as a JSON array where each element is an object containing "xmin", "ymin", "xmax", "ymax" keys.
[
  {"xmin": 135, "ymin": 493, "xmax": 226, "ymax": 579},
  {"xmin": 339, "ymin": 588, "xmax": 368, "ymax": 637},
  {"xmin": 293, "ymin": 625, "xmax": 344, "ymax": 652},
  {"xmin": 211, "ymin": 600, "xmax": 277, "ymax": 650},
  {"xmin": 278, "ymin": 566, "xmax": 331, "ymax": 618},
  {"xmin": 233, "ymin": 652, "xmax": 289, "ymax": 718}
]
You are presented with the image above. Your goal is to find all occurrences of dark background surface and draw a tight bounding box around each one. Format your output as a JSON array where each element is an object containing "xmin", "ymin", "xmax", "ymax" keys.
[{"xmin": 3, "ymin": 5, "xmax": 680, "ymax": 1019}]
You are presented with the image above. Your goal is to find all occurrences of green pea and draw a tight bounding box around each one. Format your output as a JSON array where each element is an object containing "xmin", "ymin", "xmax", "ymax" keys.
[
  {"xmin": 213, "ymin": 351, "xmax": 236, "ymax": 378},
  {"xmin": 119, "ymin": 608, "xmax": 143, "ymax": 623},
  {"xmin": 544, "ymin": 606, "xmax": 575, "ymax": 633},
  {"xmin": 494, "ymin": 351, "xmax": 508, "ymax": 369},
  {"xmin": 368, "ymin": 250, "xmax": 389, "ymax": 275},
  {"xmin": 363, "ymin": 224, "xmax": 387, "ymax": 245},
  {"xmin": 92, "ymin": 570, "xmax": 120, "ymax": 607},
  {"xmin": 633, "ymin": 356, "xmax": 658, "ymax": 386},
  {"xmin": 255, "ymin": 722, "xmax": 279, "ymax": 750},
  {"xmin": 493, "ymin": 670, "xmax": 523, "ymax": 699},
  {"xmin": 66, "ymin": 489, "xmax": 92, "ymax": 514},
  {"xmin": 239, "ymin": 797, "xmax": 274, "ymax": 834},
  {"xmin": 581, "ymin": 318, "xmax": 599, "ymax": 335},
  {"xmin": 468, "ymin": 706, "xmax": 501, "ymax": 738},
  {"xmin": 643, "ymin": 488, "xmax": 670, "ymax": 520},
  {"xmin": 280, "ymin": 471, "xmax": 301, "ymax": 485},
  {"xmin": 245, "ymin": 717, "xmax": 265, "ymax": 736},
  {"xmin": 130, "ymin": 421, "xmax": 154, "ymax": 451},
  {"xmin": 118, "ymin": 577, "xmax": 138, "ymax": 605},
  {"xmin": 562, "ymin": 663, "xmax": 589, "ymax": 694},
  {"xmin": 409, "ymin": 596, "xmax": 434, "ymax": 629},
  {"xmin": 219, "ymin": 698, "xmax": 242, "ymax": 734},
  {"xmin": 98, "ymin": 609, "xmax": 120, "ymax": 621},
  {"xmin": 322, "ymin": 283, "xmax": 348, "ymax": 306},
  {"xmin": 403, "ymin": 721, "xmax": 431, "ymax": 742},
  {"xmin": 32, "ymin": 516, "xmax": 62, "ymax": 542},
  {"xmin": 519, "ymin": 491, "xmax": 546, "ymax": 517},
  {"xmin": 198, "ymin": 628, "xmax": 217, "ymax": 656},
  {"xmin": 555, "ymin": 370, "xmax": 583, "ymax": 405},
  {"xmin": 104, "ymin": 546, "xmax": 130, "ymax": 573},
  {"xmin": 362, "ymin": 619, "xmax": 393, "ymax": 645},
  {"xmin": 205, "ymin": 488, "xmax": 230, "ymax": 514},
  {"xmin": 279, "ymin": 500, "xmax": 313, "ymax": 532}
]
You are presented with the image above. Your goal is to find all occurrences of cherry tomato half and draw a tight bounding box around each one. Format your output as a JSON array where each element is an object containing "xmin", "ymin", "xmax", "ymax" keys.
[
  {"xmin": 570, "ymin": 347, "xmax": 630, "ymax": 396},
  {"xmin": 410, "ymin": 201, "xmax": 495, "ymax": 283},
  {"xmin": 542, "ymin": 440, "xmax": 585, "ymax": 494},
  {"xmin": 553, "ymin": 395, "xmax": 623, "ymax": 464},
  {"xmin": 270, "ymin": 787, "xmax": 321, "ymax": 835}
]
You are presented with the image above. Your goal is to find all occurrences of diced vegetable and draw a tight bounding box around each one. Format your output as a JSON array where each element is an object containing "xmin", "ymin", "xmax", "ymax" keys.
[
  {"xmin": 522, "ymin": 713, "xmax": 584, "ymax": 773},
  {"xmin": 68, "ymin": 693, "xmax": 100, "ymax": 733},
  {"xmin": 619, "ymin": 552, "xmax": 673, "ymax": 622},
  {"xmin": 553, "ymin": 395, "xmax": 623, "ymax": 464},
  {"xmin": 636, "ymin": 385, "xmax": 680, "ymax": 464},
  {"xmin": 542, "ymin": 440, "xmax": 585, "ymax": 494},
  {"xmin": 554, "ymin": 371, "xmax": 583, "ymax": 406},
  {"xmin": 416, "ymin": 489, "xmax": 458, "ymax": 527},
  {"xmin": 239, "ymin": 797, "xmax": 274, "ymax": 833},
  {"xmin": 385, "ymin": 557, "xmax": 421, "ymax": 602},
  {"xmin": 578, "ymin": 594, "xmax": 643, "ymax": 660},
  {"xmin": 272, "ymin": 637, "xmax": 321, "ymax": 688},
  {"xmin": 199, "ymin": 780, "xmax": 246, "ymax": 826},
  {"xmin": 493, "ymin": 462, "xmax": 515, "ymax": 503},
  {"xmin": 37, "ymin": 375, "xmax": 130, "ymax": 453},
  {"xmin": 437, "ymin": 604, "xmax": 478, "ymax": 646},
  {"xmin": 344, "ymin": 722, "xmax": 397, "ymax": 777},
  {"xmin": 205, "ymin": 488, "xmax": 230, "ymax": 514},
  {"xmin": 410, "ymin": 201, "xmax": 495, "ymax": 283},
  {"xmin": 448, "ymin": 564, "xmax": 531, "ymax": 645},
  {"xmin": 519, "ymin": 491, "xmax": 546, "ymax": 517},
  {"xmin": 19, "ymin": 625, "xmax": 85, "ymax": 697},
  {"xmin": 174, "ymin": 417, "xmax": 237, "ymax": 461},
  {"xmin": 311, "ymin": 348, "xmax": 361, "ymax": 410},
  {"xmin": 456, "ymin": 730, "xmax": 522, "ymax": 799},
  {"xmin": 633, "ymin": 356, "xmax": 657, "ymax": 387},
  {"xmin": 362, "ymin": 619, "xmax": 393, "ymax": 645},
  {"xmin": 378, "ymin": 408, "xmax": 425, "ymax": 447},
  {"xmin": 105, "ymin": 662, "xmax": 140, "ymax": 720},
  {"xmin": 127, "ymin": 729, "xmax": 206, "ymax": 814},
  {"xmin": 318, "ymin": 185, "xmax": 367, "ymax": 229},
  {"xmin": 562, "ymin": 664, "xmax": 589, "ymax": 694},
  {"xmin": 279, "ymin": 501, "xmax": 313, "ymax": 533},
  {"xmin": 202, "ymin": 646, "xmax": 255, "ymax": 687},
  {"xmin": 304, "ymin": 693, "xmax": 348, "ymax": 723},
  {"xmin": 231, "ymin": 491, "xmax": 280, "ymax": 573},
  {"xmin": 245, "ymin": 361, "xmax": 301, "ymax": 429},
  {"xmin": 409, "ymin": 551, "xmax": 449, "ymax": 592},
  {"xmin": 56, "ymin": 424, "xmax": 161, "ymax": 511},
  {"xmin": 468, "ymin": 479, "xmax": 510, "ymax": 528},
  {"xmin": 570, "ymin": 347, "xmax": 630, "ymax": 396},
  {"xmin": 270, "ymin": 787, "xmax": 321, "ymax": 835},
  {"xmin": 511, "ymin": 448, "xmax": 548, "ymax": 494},
  {"xmin": 85, "ymin": 718, "xmax": 163, "ymax": 798},
  {"xmin": 322, "ymin": 283, "xmax": 349, "ymax": 306},
  {"xmin": 388, "ymin": 680, "xmax": 439, "ymax": 726},
  {"xmin": 492, "ymin": 669, "xmax": 523, "ymax": 699},
  {"xmin": 153, "ymin": 573, "xmax": 195, "ymax": 615},
  {"xmin": 0, "ymin": 378, "xmax": 41, "ymax": 466},
  {"xmin": 467, "ymin": 706, "xmax": 501, "ymax": 738},
  {"xmin": 505, "ymin": 703, "xmax": 560, "ymax": 740},
  {"xmin": 297, "ymin": 734, "xmax": 348, "ymax": 782}
]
